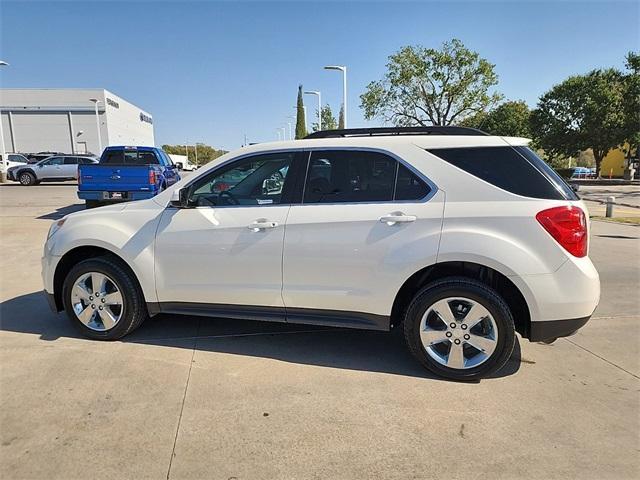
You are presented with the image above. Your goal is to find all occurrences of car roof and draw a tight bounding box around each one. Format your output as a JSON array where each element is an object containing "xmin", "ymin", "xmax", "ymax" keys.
[{"xmin": 235, "ymin": 135, "xmax": 531, "ymax": 156}]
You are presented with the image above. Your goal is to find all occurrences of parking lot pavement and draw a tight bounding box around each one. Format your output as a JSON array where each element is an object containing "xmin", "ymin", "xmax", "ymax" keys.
[
  {"xmin": 1, "ymin": 183, "xmax": 638, "ymax": 479},
  {"xmin": 579, "ymin": 185, "xmax": 640, "ymax": 208}
]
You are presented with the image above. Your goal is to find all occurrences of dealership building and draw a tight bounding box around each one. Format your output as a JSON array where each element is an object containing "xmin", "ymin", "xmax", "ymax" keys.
[{"xmin": 0, "ymin": 89, "xmax": 155, "ymax": 156}]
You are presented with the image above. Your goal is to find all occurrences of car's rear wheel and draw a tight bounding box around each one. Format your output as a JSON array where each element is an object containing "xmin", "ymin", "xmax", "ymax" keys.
[
  {"xmin": 85, "ymin": 200, "xmax": 101, "ymax": 209},
  {"xmin": 19, "ymin": 171, "xmax": 36, "ymax": 186},
  {"xmin": 62, "ymin": 256, "xmax": 147, "ymax": 340},
  {"xmin": 403, "ymin": 277, "xmax": 515, "ymax": 381}
]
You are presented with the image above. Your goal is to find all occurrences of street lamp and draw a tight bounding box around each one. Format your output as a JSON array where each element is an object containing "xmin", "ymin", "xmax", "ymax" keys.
[
  {"xmin": 89, "ymin": 98, "xmax": 103, "ymax": 155},
  {"xmin": 304, "ymin": 90, "xmax": 322, "ymax": 131},
  {"xmin": 286, "ymin": 115, "xmax": 296, "ymax": 140},
  {"xmin": 324, "ymin": 65, "xmax": 347, "ymax": 128},
  {"xmin": 0, "ymin": 61, "xmax": 8, "ymax": 182}
]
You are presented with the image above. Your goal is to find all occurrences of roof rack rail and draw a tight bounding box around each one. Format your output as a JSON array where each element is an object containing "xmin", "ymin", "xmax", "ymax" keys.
[{"xmin": 304, "ymin": 126, "xmax": 489, "ymax": 139}]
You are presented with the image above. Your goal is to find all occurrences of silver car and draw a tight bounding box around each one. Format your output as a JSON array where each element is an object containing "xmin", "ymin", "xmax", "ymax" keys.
[{"xmin": 8, "ymin": 155, "xmax": 98, "ymax": 185}]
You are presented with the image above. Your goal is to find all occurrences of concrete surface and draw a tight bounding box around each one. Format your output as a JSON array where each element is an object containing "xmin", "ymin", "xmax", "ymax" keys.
[{"xmin": 1, "ymin": 183, "xmax": 638, "ymax": 480}]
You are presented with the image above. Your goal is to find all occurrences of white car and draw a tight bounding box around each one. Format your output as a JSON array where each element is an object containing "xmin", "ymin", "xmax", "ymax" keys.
[
  {"xmin": 0, "ymin": 153, "xmax": 29, "ymax": 171},
  {"xmin": 42, "ymin": 127, "xmax": 600, "ymax": 380}
]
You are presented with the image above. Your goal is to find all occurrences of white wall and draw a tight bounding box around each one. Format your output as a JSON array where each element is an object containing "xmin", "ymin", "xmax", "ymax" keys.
[
  {"xmin": 104, "ymin": 90, "xmax": 155, "ymax": 147},
  {"xmin": 0, "ymin": 89, "xmax": 154, "ymax": 155}
]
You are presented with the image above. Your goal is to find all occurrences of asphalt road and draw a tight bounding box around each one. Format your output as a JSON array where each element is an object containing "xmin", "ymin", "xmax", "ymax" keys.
[{"xmin": 1, "ymin": 182, "xmax": 638, "ymax": 480}]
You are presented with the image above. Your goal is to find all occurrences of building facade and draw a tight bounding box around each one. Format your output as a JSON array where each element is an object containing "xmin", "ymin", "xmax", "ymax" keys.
[{"xmin": 0, "ymin": 89, "xmax": 154, "ymax": 156}]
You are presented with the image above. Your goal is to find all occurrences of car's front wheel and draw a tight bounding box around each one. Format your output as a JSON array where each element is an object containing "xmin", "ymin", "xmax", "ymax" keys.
[
  {"xmin": 62, "ymin": 256, "xmax": 148, "ymax": 340},
  {"xmin": 19, "ymin": 171, "xmax": 36, "ymax": 186},
  {"xmin": 403, "ymin": 277, "xmax": 515, "ymax": 381}
]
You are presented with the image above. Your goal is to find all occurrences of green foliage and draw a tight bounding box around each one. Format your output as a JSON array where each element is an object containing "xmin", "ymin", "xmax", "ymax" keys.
[
  {"xmin": 360, "ymin": 38, "xmax": 502, "ymax": 126},
  {"xmin": 530, "ymin": 68, "xmax": 628, "ymax": 175},
  {"xmin": 460, "ymin": 100, "xmax": 531, "ymax": 137},
  {"xmin": 295, "ymin": 85, "xmax": 307, "ymax": 139},
  {"xmin": 161, "ymin": 144, "xmax": 227, "ymax": 166},
  {"xmin": 312, "ymin": 104, "xmax": 337, "ymax": 132},
  {"xmin": 622, "ymin": 51, "xmax": 640, "ymax": 159},
  {"xmin": 338, "ymin": 104, "xmax": 345, "ymax": 129}
]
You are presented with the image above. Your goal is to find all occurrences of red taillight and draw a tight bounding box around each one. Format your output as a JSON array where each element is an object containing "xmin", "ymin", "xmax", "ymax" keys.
[
  {"xmin": 536, "ymin": 206, "xmax": 587, "ymax": 257},
  {"xmin": 149, "ymin": 169, "xmax": 156, "ymax": 185}
]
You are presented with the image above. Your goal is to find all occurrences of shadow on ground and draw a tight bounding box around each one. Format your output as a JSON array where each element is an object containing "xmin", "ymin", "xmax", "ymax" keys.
[
  {"xmin": 0, "ymin": 291, "xmax": 522, "ymax": 382},
  {"xmin": 36, "ymin": 204, "xmax": 85, "ymax": 220}
]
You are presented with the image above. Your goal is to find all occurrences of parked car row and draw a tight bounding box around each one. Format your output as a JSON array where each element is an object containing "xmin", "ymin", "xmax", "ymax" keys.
[{"xmin": 6, "ymin": 155, "xmax": 99, "ymax": 185}]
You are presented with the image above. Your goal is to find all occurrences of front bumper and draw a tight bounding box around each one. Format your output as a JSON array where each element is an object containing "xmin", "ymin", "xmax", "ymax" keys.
[{"xmin": 529, "ymin": 316, "xmax": 590, "ymax": 342}]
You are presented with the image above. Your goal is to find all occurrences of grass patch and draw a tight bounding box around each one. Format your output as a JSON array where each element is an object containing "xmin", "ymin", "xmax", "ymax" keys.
[{"xmin": 591, "ymin": 216, "xmax": 640, "ymax": 225}]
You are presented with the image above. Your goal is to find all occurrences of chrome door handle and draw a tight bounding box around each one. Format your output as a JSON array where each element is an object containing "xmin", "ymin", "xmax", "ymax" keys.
[
  {"xmin": 379, "ymin": 213, "xmax": 417, "ymax": 225},
  {"xmin": 247, "ymin": 219, "xmax": 278, "ymax": 231}
]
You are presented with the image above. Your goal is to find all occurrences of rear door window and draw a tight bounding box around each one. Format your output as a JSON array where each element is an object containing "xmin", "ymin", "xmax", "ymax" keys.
[
  {"xmin": 428, "ymin": 146, "xmax": 577, "ymax": 200},
  {"xmin": 395, "ymin": 164, "xmax": 431, "ymax": 201},
  {"xmin": 303, "ymin": 150, "xmax": 396, "ymax": 203},
  {"xmin": 302, "ymin": 150, "xmax": 431, "ymax": 204},
  {"xmin": 63, "ymin": 157, "xmax": 79, "ymax": 165}
]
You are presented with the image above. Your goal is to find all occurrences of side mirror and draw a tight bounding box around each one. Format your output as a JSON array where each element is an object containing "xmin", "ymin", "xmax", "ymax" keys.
[
  {"xmin": 570, "ymin": 183, "xmax": 580, "ymax": 193},
  {"xmin": 170, "ymin": 187, "xmax": 191, "ymax": 208}
]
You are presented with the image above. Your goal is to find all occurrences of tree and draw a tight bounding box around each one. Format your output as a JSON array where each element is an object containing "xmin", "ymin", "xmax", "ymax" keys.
[
  {"xmin": 460, "ymin": 100, "xmax": 531, "ymax": 137},
  {"xmin": 295, "ymin": 85, "xmax": 307, "ymax": 139},
  {"xmin": 312, "ymin": 104, "xmax": 337, "ymax": 132},
  {"xmin": 360, "ymin": 38, "xmax": 502, "ymax": 126},
  {"xmin": 338, "ymin": 104, "xmax": 345, "ymax": 129},
  {"xmin": 161, "ymin": 144, "xmax": 227, "ymax": 166},
  {"xmin": 530, "ymin": 68, "xmax": 627, "ymax": 176},
  {"xmin": 622, "ymin": 51, "xmax": 640, "ymax": 161}
]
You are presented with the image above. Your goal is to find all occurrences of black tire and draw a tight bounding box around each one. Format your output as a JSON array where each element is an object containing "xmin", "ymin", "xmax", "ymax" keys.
[
  {"xmin": 62, "ymin": 256, "xmax": 148, "ymax": 340},
  {"xmin": 85, "ymin": 200, "xmax": 101, "ymax": 209},
  {"xmin": 19, "ymin": 171, "xmax": 36, "ymax": 186},
  {"xmin": 403, "ymin": 277, "xmax": 515, "ymax": 381}
]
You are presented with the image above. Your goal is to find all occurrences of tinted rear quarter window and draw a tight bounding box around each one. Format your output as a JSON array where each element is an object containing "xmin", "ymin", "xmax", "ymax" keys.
[{"xmin": 428, "ymin": 146, "xmax": 577, "ymax": 200}]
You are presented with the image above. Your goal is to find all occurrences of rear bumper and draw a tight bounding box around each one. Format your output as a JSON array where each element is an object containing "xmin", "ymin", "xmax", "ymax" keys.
[
  {"xmin": 78, "ymin": 190, "xmax": 157, "ymax": 201},
  {"xmin": 529, "ymin": 316, "xmax": 591, "ymax": 342}
]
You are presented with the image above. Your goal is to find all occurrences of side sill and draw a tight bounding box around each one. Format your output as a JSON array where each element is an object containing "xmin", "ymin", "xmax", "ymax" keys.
[{"xmin": 146, "ymin": 302, "xmax": 390, "ymax": 331}]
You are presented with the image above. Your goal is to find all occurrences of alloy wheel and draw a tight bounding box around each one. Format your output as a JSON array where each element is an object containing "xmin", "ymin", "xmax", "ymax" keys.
[
  {"xmin": 419, "ymin": 297, "xmax": 498, "ymax": 370},
  {"xmin": 71, "ymin": 272, "xmax": 124, "ymax": 331}
]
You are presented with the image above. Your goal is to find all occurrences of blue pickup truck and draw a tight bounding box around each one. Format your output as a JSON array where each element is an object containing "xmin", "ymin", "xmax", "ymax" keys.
[{"xmin": 78, "ymin": 146, "xmax": 181, "ymax": 208}]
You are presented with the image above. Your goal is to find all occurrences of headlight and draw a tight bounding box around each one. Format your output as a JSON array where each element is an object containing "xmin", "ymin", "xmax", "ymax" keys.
[{"xmin": 47, "ymin": 218, "xmax": 67, "ymax": 239}]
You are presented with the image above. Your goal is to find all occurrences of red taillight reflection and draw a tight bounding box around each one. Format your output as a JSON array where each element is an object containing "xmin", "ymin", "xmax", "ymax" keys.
[{"xmin": 536, "ymin": 206, "xmax": 587, "ymax": 257}]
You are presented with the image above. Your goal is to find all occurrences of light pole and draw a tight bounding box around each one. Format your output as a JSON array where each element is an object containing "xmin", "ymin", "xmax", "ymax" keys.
[
  {"xmin": 280, "ymin": 127, "xmax": 287, "ymax": 141},
  {"xmin": 194, "ymin": 143, "xmax": 199, "ymax": 165},
  {"xmin": 286, "ymin": 116, "xmax": 295, "ymax": 140},
  {"xmin": 276, "ymin": 129, "xmax": 282, "ymax": 141},
  {"xmin": 89, "ymin": 98, "xmax": 103, "ymax": 155},
  {"xmin": 324, "ymin": 65, "xmax": 347, "ymax": 128},
  {"xmin": 0, "ymin": 61, "xmax": 8, "ymax": 182},
  {"xmin": 304, "ymin": 90, "xmax": 322, "ymax": 131}
]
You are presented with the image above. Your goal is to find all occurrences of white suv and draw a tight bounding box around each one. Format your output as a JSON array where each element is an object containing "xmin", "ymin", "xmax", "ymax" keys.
[{"xmin": 42, "ymin": 127, "xmax": 600, "ymax": 380}]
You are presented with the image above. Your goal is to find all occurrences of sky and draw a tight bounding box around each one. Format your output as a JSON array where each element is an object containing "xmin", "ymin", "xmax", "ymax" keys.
[{"xmin": 1, "ymin": 0, "xmax": 638, "ymax": 150}]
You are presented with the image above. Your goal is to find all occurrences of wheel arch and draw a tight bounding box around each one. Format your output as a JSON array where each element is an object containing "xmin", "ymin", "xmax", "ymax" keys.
[
  {"xmin": 52, "ymin": 245, "xmax": 146, "ymax": 313},
  {"xmin": 391, "ymin": 260, "xmax": 532, "ymax": 339}
]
